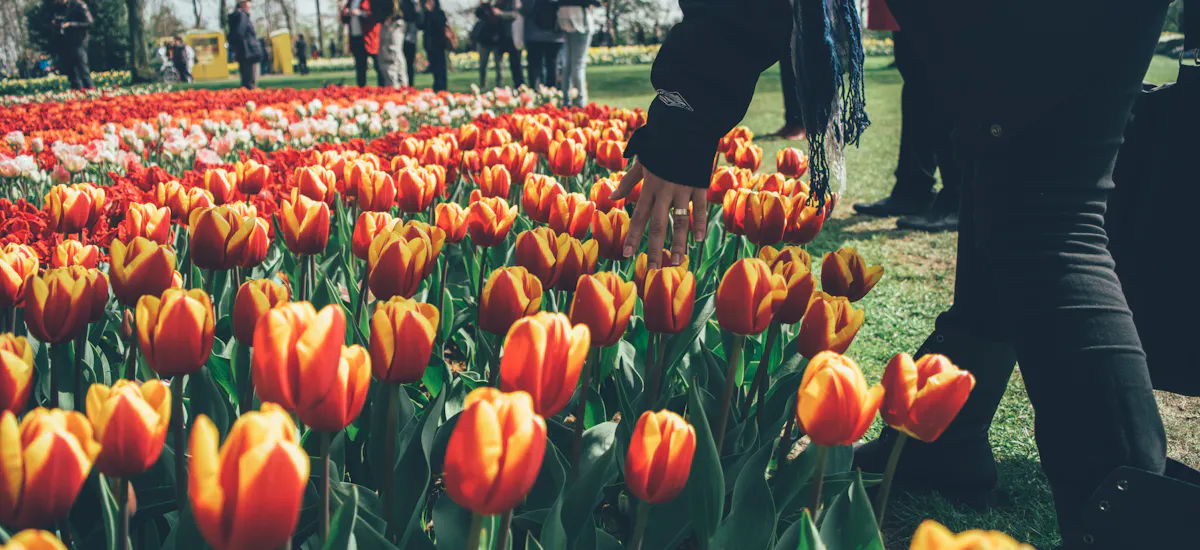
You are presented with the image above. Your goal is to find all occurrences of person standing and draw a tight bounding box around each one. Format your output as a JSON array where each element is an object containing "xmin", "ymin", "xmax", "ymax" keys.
[
  {"xmin": 295, "ymin": 34, "xmax": 310, "ymax": 75},
  {"xmin": 421, "ymin": 0, "xmax": 449, "ymax": 91},
  {"xmin": 493, "ymin": 0, "xmax": 523, "ymax": 88},
  {"xmin": 227, "ymin": 0, "xmax": 264, "ymax": 89},
  {"xmin": 376, "ymin": 2, "xmax": 409, "ymax": 87},
  {"xmin": 343, "ymin": 0, "xmax": 383, "ymax": 86},
  {"xmin": 772, "ymin": 50, "xmax": 804, "ymax": 139},
  {"xmin": 401, "ymin": 0, "xmax": 421, "ymax": 86},
  {"xmin": 473, "ymin": 2, "xmax": 503, "ymax": 88},
  {"xmin": 557, "ymin": 0, "xmax": 598, "ymax": 106},
  {"xmin": 172, "ymin": 35, "xmax": 194, "ymax": 83},
  {"xmin": 329, "ymin": 39, "xmax": 338, "ymax": 58},
  {"xmin": 53, "ymin": 0, "xmax": 94, "ymax": 90},
  {"xmin": 522, "ymin": 0, "xmax": 564, "ymax": 89}
]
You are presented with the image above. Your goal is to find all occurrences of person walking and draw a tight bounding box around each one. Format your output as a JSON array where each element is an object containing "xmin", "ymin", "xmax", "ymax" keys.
[
  {"xmin": 295, "ymin": 34, "xmax": 311, "ymax": 75},
  {"xmin": 557, "ymin": 0, "xmax": 598, "ymax": 106},
  {"xmin": 52, "ymin": 0, "xmax": 94, "ymax": 90},
  {"xmin": 376, "ymin": 2, "xmax": 409, "ymax": 87},
  {"xmin": 852, "ymin": 0, "xmax": 960, "ymax": 232},
  {"xmin": 421, "ymin": 0, "xmax": 449, "ymax": 91},
  {"xmin": 343, "ymin": 0, "xmax": 384, "ymax": 86},
  {"xmin": 171, "ymin": 35, "xmax": 194, "ymax": 83},
  {"xmin": 227, "ymin": 0, "xmax": 264, "ymax": 89},
  {"xmin": 521, "ymin": 0, "xmax": 563, "ymax": 89},
  {"xmin": 401, "ymin": 0, "xmax": 421, "ymax": 86},
  {"xmin": 329, "ymin": 39, "xmax": 338, "ymax": 58}
]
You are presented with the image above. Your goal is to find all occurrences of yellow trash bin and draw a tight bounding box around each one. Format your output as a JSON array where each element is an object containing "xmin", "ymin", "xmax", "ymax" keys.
[
  {"xmin": 186, "ymin": 32, "xmax": 229, "ymax": 81},
  {"xmin": 270, "ymin": 30, "xmax": 294, "ymax": 75}
]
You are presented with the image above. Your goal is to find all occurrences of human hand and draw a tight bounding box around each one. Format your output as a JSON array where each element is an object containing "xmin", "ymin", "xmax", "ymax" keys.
[{"xmin": 609, "ymin": 160, "xmax": 708, "ymax": 270}]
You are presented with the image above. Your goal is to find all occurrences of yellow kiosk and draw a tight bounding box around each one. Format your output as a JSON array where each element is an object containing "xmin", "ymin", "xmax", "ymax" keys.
[
  {"xmin": 186, "ymin": 31, "xmax": 229, "ymax": 81},
  {"xmin": 269, "ymin": 30, "xmax": 294, "ymax": 75}
]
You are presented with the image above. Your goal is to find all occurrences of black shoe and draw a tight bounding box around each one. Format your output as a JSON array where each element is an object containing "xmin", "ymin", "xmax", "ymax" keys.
[
  {"xmin": 853, "ymin": 195, "xmax": 932, "ymax": 217},
  {"xmin": 896, "ymin": 211, "xmax": 959, "ymax": 232},
  {"xmin": 854, "ymin": 328, "xmax": 1018, "ymax": 509}
]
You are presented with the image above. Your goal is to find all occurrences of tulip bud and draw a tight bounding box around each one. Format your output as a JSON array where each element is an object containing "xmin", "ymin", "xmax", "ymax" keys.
[
  {"xmin": 280, "ymin": 192, "xmax": 331, "ymax": 256},
  {"xmin": 909, "ymin": 520, "xmax": 1035, "ymax": 550},
  {"xmin": 109, "ymin": 237, "xmax": 177, "ymax": 306},
  {"xmin": 396, "ymin": 167, "xmax": 439, "ymax": 213},
  {"xmin": 783, "ymin": 194, "xmax": 826, "ymax": 245},
  {"xmin": 1, "ymin": 529, "xmax": 69, "ymax": 550},
  {"xmin": 770, "ymin": 260, "xmax": 816, "ymax": 325},
  {"xmin": 201, "ymin": 168, "xmax": 237, "ymax": 205},
  {"xmin": 232, "ymin": 279, "xmax": 289, "ymax": 344},
  {"xmin": 716, "ymin": 258, "xmax": 788, "ymax": 335},
  {"xmin": 752, "ymin": 172, "xmax": 798, "ymax": 197},
  {"xmin": 477, "ymin": 164, "xmax": 512, "ymax": 199},
  {"xmin": 595, "ymin": 140, "xmax": 628, "ymax": 171},
  {"xmin": 342, "ymin": 161, "xmax": 373, "ymax": 198},
  {"xmin": 642, "ymin": 266, "xmax": 695, "ymax": 334},
  {"xmin": 48, "ymin": 240, "xmax": 98, "ymax": 270},
  {"xmin": 731, "ymin": 142, "xmax": 763, "ymax": 171},
  {"xmin": 498, "ymin": 312, "xmax": 590, "ymax": 417},
  {"xmin": 721, "ymin": 188, "xmax": 750, "ymax": 236},
  {"xmin": 443, "ymin": 388, "xmax": 546, "ymax": 515},
  {"xmin": 512, "ymin": 227, "xmax": 561, "ymax": 289},
  {"xmin": 0, "ymin": 334, "xmax": 34, "ymax": 415},
  {"xmin": 396, "ymin": 220, "xmax": 447, "ymax": 275},
  {"xmin": 136, "ymin": 288, "xmax": 215, "ymax": 376},
  {"xmin": 252, "ymin": 301, "xmax": 346, "ymax": 402},
  {"xmin": 44, "ymin": 183, "xmax": 105, "ymax": 234},
  {"xmin": 795, "ymin": 291, "xmax": 864, "ymax": 358},
  {"xmin": 758, "ymin": 245, "xmax": 812, "ymax": 271},
  {"xmin": 352, "ymin": 211, "xmax": 398, "ymax": 261},
  {"xmin": 589, "ymin": 177, "xmax": 625, "ymax": 213},
  {"xmin": 548, "ymin": 138, "xmax": 586, "ymax": 177},
  {"xmin": 235, "ymin": 159, "xmax": 270, "ymax": 195},
  {"xmin": 522, "ymin": 174, "xmax": 565, "ymax": 224},
  {"xmin": 482, "ymin": 128, "xmax": 513, "ymax": 148},
  {"xmin": 352, "ymin": 169, "xmax": 395, "ymax": 212},
  {"xmin": 190, "ymin": 403, "xmax": 309, "ymax": 550},
  {"xmin": 24, "ymin": 267, "xmax": 104, "ymax": 344},
  {"xmin": 367, "ymin": 230, "xmax": 434, "ymax": 301},
  {"xmin": 0, "ymin": 408, "xmax": 100, "ymax": 528},
  {"xmin": 592, "ymin": 208, "xmax": 630, "ymax": 262},
  {"xmin": 480, "ymin": 267, "xmax": 543, "ymax": 336},
  {"xmin": 553, "ymin": 234, "xmax": 598, "ymax": 292},
  {"xmin": 189, "ymin": 206, "xmax": 268, "ymax": 271},
  {"xmin": 634, "ymin": 251, "xmax": 686, "ymax": 296},
  {"xmin": 296, "ymin": 345, "xmax": 371, "ymax": 431},
  {"xmin": 459, "ymin": 124, "xmax": 480, "ymax": 150},
  {"xmin": 719, "ymin": 126, "xmax": 753, "ymax": 154},
  {"xmin": 435, "ymin": 202, "xmax": 468, "ymax": 244},
  {"xmin": 548, "ymin": 192, "xmax": 596, "ymax": 240},
  {"xmin": 740, "ymin": 191, "xmax": 792, "ymax": 247},
  {"xmin": 776, "ymin": 147, "xmax": 808, "ymax": 178},
  {"xmin": 569, "ymin": 273, "xmax": 635, "ymax": 348},
  {"xmin": 0, "ymin": 245, "xmax": 38, "ymax": 309},
  {"xmin": 523, "ymin": 124, "xmax": 553, "ymax": 155},
  {"xmin": 820, "ymin": 248, "xmax": 884, "ymax": 302},
  {"xmin": 369, "ymin": 296, "xmax": 439, "ymax": 383},
  {"xmin": 466, "ymin": 196, "xmax": 518, "ymax": 248},
  {"xmin": 794, "ymin": 351, "xmax": 883, "ymax": 446},
  {"xmin": 85, "ymin": 379, "xmax": 171, "ymax": 478},
  {"xmin": 625, "ymin": 410, "xmax": 696, "ymax": 504},
  {"xmin": 881, "ymin": 353, "xmax": 976, "ymax": 443}
]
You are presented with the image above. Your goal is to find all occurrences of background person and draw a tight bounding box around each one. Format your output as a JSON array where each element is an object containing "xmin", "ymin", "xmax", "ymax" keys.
[
  {"xmin": 557, "ymin": 0, "xmax": 598, "ymax": 106},
  {"xmin": 227, "ymin": 0, "xmax": 264, "ymax": 89},
  {"xmin": 52, "ymin": 0, "xmax": 94, "ymax": 90},
  {"xmin": 295, "ymin": 34, "xmax": 310, "ymax": 74},
  {"xmin": 343, "ymin": 0, "xmax": 383, "ymax": 86},
  {"xmin": 421, "ymin": 0, "xmax": 449, "ymax": 91},
  {"xmin": 402, "ymin": 0, "xmax": 421, "ymax": 86},
  {"xmin": 172, "ymin": 35, "xmax": 194, "ymax": 83},
  {"xmin": 521, "ymin": 0, "xmax": 564, "ymax": 89},
  {"xmin": 376, "ymin": 2, "xmax": 409, "ymax": 87}
]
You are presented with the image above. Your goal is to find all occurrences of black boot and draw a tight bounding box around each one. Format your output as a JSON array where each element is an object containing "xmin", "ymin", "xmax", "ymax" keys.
[
  {"xmin": 853, "ymin": 327, "xmax": 1017, "ymax": 509},
  {"xmin": 895, "ymin": 189, "xmax": 960, "ymax": 231},
  {"xmin": 852, "ymin": 194, "xmax": 933, "ymax": 217}
]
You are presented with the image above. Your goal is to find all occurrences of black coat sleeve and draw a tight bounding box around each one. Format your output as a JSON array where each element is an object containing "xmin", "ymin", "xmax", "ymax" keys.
[{"xmin": 624, "ymin": 0, "xmax": 792, "ymax": 189}]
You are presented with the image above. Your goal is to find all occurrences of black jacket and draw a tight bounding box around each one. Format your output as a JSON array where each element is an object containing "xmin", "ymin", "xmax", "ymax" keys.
[
  {"xmin": 227, "ymin": 10, "xmax": 264, "ymax": 63},
  {"xmin": 422, "ymin": 8, "xmax": 448, "ymax": 51},
  {"xmin": 623, "ymin": 0, "xmax": 792, "ymax": 189},
  {"xmin": 58, "ymin": 0, "xmax": 93, "ymax": 48}
]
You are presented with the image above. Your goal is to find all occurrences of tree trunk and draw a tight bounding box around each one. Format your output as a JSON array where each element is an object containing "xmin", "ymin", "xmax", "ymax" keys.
[
  {"xmin": 126, "ymin": 0, "xmax": 155, "ymax": 82},
  {"xmin": 191, "ymin": 0, "xmax": 202, "ymax": 27},
  {"xmin": 219, "ymin": 0, "xmax": 229, "ymax": 36},
  {"xmin": 314, "ymin": 0, "xmax": 324, "ymax": 56},
  {"xmin": 274, "ymin": 0, "xmax": 295, "ymax": 36}
]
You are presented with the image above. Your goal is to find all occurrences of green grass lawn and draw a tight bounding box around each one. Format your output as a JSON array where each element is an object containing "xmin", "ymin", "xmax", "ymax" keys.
[{"xmin": 185, "ymin": 55, "xmax": 1195, "ymax": 549}]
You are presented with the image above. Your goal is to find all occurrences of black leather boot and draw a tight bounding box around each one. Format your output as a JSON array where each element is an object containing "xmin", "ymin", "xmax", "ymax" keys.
[
  {"xmin": 854, "ymin": 327, "xmax": 1018, "ymax": 509},
  {"xmin": 852, "ymin": 194, "xmax": 934, "ymax": 217}
]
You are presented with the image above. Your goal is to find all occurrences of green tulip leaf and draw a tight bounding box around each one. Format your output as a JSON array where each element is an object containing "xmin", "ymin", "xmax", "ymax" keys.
[
  {"xmin": 432, "ymin": 492, "xmax": 473, "ymax": 550},
  {"xmin": 818, "ymin": 471, "xmax": 885, "ymax": 550},
  {"xmin": 711, "ymin": 443, "xmax": 776, "ymax": 550},
  {"xmin": 662, "ymin": 295, "xmax": 715, "ymax": 377},
  {"xmin": 322, "ymin": 484, "xmax": 359, "ymax": 550},
  {"xmin": 392, "ymin": 383, "xmax": 447, "ymax": 547},
  {"xmin": 775, "ymin": 509, "xmax": 826, "ymax": 550},
  {"xmin": 561, "ymin": 422, "xmax": 618, "ymax": 543},
  {"xmin": 686, "ymin": 383, "xmax": 725, "ymax": 542}
]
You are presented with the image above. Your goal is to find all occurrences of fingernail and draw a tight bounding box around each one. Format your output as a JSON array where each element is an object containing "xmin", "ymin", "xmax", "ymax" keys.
[
  {"xmin": 671, "ymin": 253, "xmax": 683, "ymax": 265},
  {"xmin": 622, "ymin": 245, "xmax": 633, "ymax": 258}
]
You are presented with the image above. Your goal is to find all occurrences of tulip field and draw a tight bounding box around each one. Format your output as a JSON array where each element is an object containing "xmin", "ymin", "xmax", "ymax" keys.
[{"xmin": 0, "ymin": 73, "xmax": 1063, "ymax": 550}]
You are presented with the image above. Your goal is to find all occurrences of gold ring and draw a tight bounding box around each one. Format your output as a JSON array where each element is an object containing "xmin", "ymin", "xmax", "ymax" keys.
[{"xmin": 671, "ymin": 207, "xmax": 690, "ymax": 216}]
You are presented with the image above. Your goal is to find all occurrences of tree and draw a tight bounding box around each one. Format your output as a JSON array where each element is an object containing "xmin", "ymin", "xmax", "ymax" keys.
[
  {"xmin": 26, "ymin": 0, "xmax": 130, "ymax": 72},
  {"xmin": 148, "ymin": 0, "xmax": 187, "ymax": 41},
  {"xmin": 274, "ymin": 0, "xmax": 295, "ymax": 37},
  {"xmin": 190, "ymin": 0, "xmax": 201, "ymax": 27},
  {"xmin": 313, "ymin": 0, "xmax": 324, "ymax": 56},
  {"xmin": 125, "ymin": 0, "xmax": 154, "ymax": 81},
  {"xmin": 219, "ymin": 0, "xmax": 227, "ymax": 37}
]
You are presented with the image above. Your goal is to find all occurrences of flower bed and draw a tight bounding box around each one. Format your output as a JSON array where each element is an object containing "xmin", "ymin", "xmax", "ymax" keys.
[{"xmin": 0, "ymin": 83, "xmax": 1034, "ymax": 550}]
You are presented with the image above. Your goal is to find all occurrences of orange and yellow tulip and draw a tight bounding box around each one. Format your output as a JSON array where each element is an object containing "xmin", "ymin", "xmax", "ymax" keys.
[
  {"xmin": 741, "ymin": 191, "xmax": 792, "ymax": 247},
  {"xmin": 435, "ymin": 202, "xmax": 468, "ymax": 244},
  {"xmin": 85, "ymin": 379, "xmax": 170, "ymax": 478},
  {"xmin": 235, "ymin": 159, "xmax": 270, "ymax": 195},
  {"xmin": 909, "ymin": 520, "xmax": 1035, "ymax": 550},
  {"xmin": 589, "ymin": 177, "xmax": 625, "ymax": 213},
  {"xmin": 548, "ymin": 192, "xmax": 596, "ymax": 240},
  {"xmin": 252, "ymin": 301, "xmax": 348, "ymax": 408},
  {"xmin": 642, "ymin": 266, "xmax": 695, "ymax": 334},
  {"xmin": 367, "ymin": 230, "xmax": 434, "ymax": 300},
  {"xmin": 49, "ymin": 240, "xmax": 99, "ymax": 269},
  {"xmin": 722, "ymin": 188, "xmax": 750, "ymax": 236},
  {"xmin": 758, "ymin": 245, "xmax": 812, "ymax": 270},
  {"xmin": 513, "ymin": 227, "xmax": 561, "ymax": 289},
  {"xmin": 343, "ymin": 160, "xmax": 375, "ymax": 197},
  {"xmin": 0, "ymin": 529, "xmax": 68, "ymax": 550},
  {"xmin": 795, "ymin": 351, "xmax": 883, "ymax": 446},
  {"xmin": 625, "ymin": 410, "xmax": 696, "ymax": 504},
  {"xmin": 716, "ymin": 258, "xmax": 788, "ymax": 335},
  {"xmin": 771, "ymin": 260, "xmax": 816, "ymax": 325},
  {"xmin": 296, "ymin": 165, "xmax": 338, "ymax": 204},
  {"xmin": 369, "ymin": 296, "xmax": 439, "ymax": 384},
  {"xmin": 752, "ymin": 172, "xmax": 800, "ymax": 196},
  {"xmin": 553, "ymin": 234, "xmax": 598, "ymax": 292},
  {"xmin": 732, "ymin": 141, "xmax": 762, "ymax": 171},
  {"xmin": 783, "ymin": 194, "xmax": 827, "ymax": 245},
  {"xmin": 155, "ymin": 182, "xmax": 213, "ymax": 225},
  {"xmin": 821, "ymin": 248, "xmax": 884, "ymax": 302},
  {"xmin": 443, "ymin": 388, "xmax": 546, "ymax": 515},
  {"xmin": 119, "ymin": 202, "xmax": 172, "ymax": 245},
  {"xmin": 109, "ymin": 237, "xmax": 176, "ymax": 306},
  {"xmin": 480, "ymin": 267, "xmax": 543, "ymax": 335},
  {"xmin": 190, "ymin": 403, "xmax": 309, "ymax": 550},
  {"xmin": 201, "ymin": 168, "xmax": 237, "ymax": 205},
  {"xmin": 232, "ymin": 279, "xmax": 289, "ymax": 344},
  {"xmin": 45, "ymin": 183, "xmax": 104, "ymax": 234},
  {"xmin": 481, "ymin": 127, "xmax": 512, "ymax": 148},
  {"xmin": 0, "ymin": 245, "xmax": 38, "ymax": 308},
  {"xmin": 522, "ymin": 124, "xmax": 553, "ymax": 155},
  {"xmin": 136, "ymin": 289, "xmax": 215, "ymax": 377},
  {"xmin": 396, "ymin": 166, "xmax": 439, "ymax": 213},
  {"xmin": 795, "ymin": 291, "xmax": 864, "ymax": 358},
  {"xmin": 499, "ymin": 312, "xmax": 590, "ymax": 416},
  {"xmin": 548, "ymin": 138, "xmax": 586, "ymax": 177},
  {"xmin": 592, "ymin": 208, "xmax": 630, "ymax": 262},
  {"xmin": 477, "ymin": 164, "xmax": 512, "ymax": 199},
  {"xmin": 570, "ymin": 273, "xmax": 635, "ymax": 347},
  {"xmin": 298, "ymin": 345, "xmax": 370, "ymax": 432},
  {"xmin": 522, "ymin": 174, "xmax": 565, "ymax": 224},
  {"xmin": 881, "ymin": 353, "xmax": 976, "ymax": 443},
  {"xmin": 23, "ymin": 267, "xmax": 103, "ymax": 344},
  {"xmin": 708, "ymin": 167, "xmax": 748, "ymax": 204},
  {"xmin": 189, "ymin": 206, "xmax": 269, "ymax": 271},
  {"xmin": 776, "ymin": 147, "xmax": 808, "ymax": 178},
  {"xmin": 719, "ymin": 126, "xmax": 754, "ymax": 154},
  {"xmin": 466, "ymin": 195, "xmax": 518, "ymax": 248},
  {"xmin": 279, "ymin": 192, "xmax": 331, "ymax": 256},
  {"xmin": 0, "ymin": 334, "xmax": 33, "ymax": 415},
  {"xmin": 351, "ymin": 211, "xmax": 397, "ymax": 260},
  {"xmin": 0, "ymin": 408, "xmax": 100, "ymax": 528},
  {"xmin": 459, "ymin": 123, "xmax": 481, "ymax": 150},
  {"xmin": 595, "ymin": 139, "xmax": 628, "ymax": 171},
  {"xmin": 356, "ymin": 169, "xmax": 397, "ymax": 212}
]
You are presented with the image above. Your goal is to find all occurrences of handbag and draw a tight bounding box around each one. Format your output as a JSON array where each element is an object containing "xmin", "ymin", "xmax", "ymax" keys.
[{"xmin": 1108, "ymin": 0, "xmax": 1198, "ymax": 396}]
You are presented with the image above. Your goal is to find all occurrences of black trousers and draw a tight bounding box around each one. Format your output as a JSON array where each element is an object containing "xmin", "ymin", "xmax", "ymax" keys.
[
  {"xmin": 298, "ymin": 56, "xmax": 309, "ymax": 75},
  {"xmin": 174, "ymin": 60, "xmax": 192, "ymax": 83},
  {"xmin": 349, "ymin": 35, "xmax": 383, "ymax": 86},
  {"xmin": 526, "ymin": 40, "xmax": 562, "ymax": 89},
  {"xmin": 893, "ymin": 0, "xmax": 1171, "ymax": 543},
  {"xmin": 479, "ymin": 38, "xmax": 523, "ymax": 88},
  {"xmin": 238, "ymin": 60, "xmax": 258, "ymax": 89},
  {"xmin": 403, "ymin": 41, "xmax": 417, "ymax": 85},
  {"xmin": 426, "ymin": 47, "xmax": 447, "ymax": 91},
  {"xmin": 61, "ymin": 44, "xmax": 93, "ymax": 90},
  {"xmin": 778, "ymin": 50, "xmax": 803, "ymax": 126},
  {"xmin": 890, "ymin": 30, "xmax": 959, "ymax": 209}
]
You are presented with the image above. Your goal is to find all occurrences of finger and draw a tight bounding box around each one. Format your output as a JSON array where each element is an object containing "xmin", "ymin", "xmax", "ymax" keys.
[
  {"xmin": 644, "ymin": 192, "xmax": 671, "ymax": 270},
  {"xmin": 691, "ymin": 188, "xmax": 709, "ymax": 242},
  {"xmin": 668, "ymin": 190, "xmax": 691, "ymax": 266},
  {"xmin": 610, "ymin": 161, "xmax": 643, "ymax": 200},
  {"xmin": 623, "ymin": 181, "xmax": 655, "ymax": 259}
]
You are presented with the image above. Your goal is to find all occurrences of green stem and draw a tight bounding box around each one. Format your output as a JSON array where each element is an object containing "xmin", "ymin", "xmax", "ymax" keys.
[
  {"xmin": 569, "ymin": 347, "xmax": 599, "ymax": 482},
  {"xmin": 74, "ymin": 327, "xmax": 87, "ymax": 410},
  {"xmin": 744, "ymin": 321, "xmax": 781, "ymax": 418},
  {"xmin": 435, "ymin": 255, "xmax": 448, "ymax": 349},
  {"xmin": 381, "ymin": 383, "xmax": 401, "ymax": 538},
  {"xmin": 308, "ymin": 254, "xmax": 317, "ymax": 302},
  {"xmin": 810, "ymin": 444, "xmax": 829, "ymax": 518},
  {"xmin": 643, "ymin": 333, "xmax": 662, "ymax": 412},
  {"xmin": 354, "ymin": 265, "xmax": 370, "ymax": 334},
  {"xmin": 474, "ymin": 246, "xmax": 488, "ymax": 375},
  {"xmin": 465, "ymin": 512, "xmax": 485, "ymax": 550},
  {"xmin": 775, "ymin": 415, "xmax": 797, "ymax": 466},
  {"xmin": 629, "ymin": 501, "xmax": 652, "ymax": 550},
  {"xmin": 494, "ymin": 510, "xmax": 514, "ymax": 550},
  {"xmin": 172, "ymin": 375, "xmax": 187, "ymax": 510},
  {"xmin": 238, "ymin": 345, "xmax": 254, "ymax": 415},
  {"xmin": 713, "ymin": 334, "xmax": 745, "ymax": 455},
  {"xmin": 50, "ymin": 342, "xmax": 62, "ymax": 408},
  {"xmin": 320, "ymin": 431, "xmax": 333, "ymax": 542},
  {"xmin": 124, "ymin": 319, "xmax": 139, "ymax": 381},
  {"xmin": 117, "ymin": 477, "xmax": 130, "ymax": 550},
  {"xmin": 875, "ymin": 432, "xmax": 909, "ymax": 527}
]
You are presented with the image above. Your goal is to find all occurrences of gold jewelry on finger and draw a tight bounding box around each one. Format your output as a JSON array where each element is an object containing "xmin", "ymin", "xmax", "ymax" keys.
[{"xmin": 671, "ymin": 207, "xmax": 690, "ymax": 216}]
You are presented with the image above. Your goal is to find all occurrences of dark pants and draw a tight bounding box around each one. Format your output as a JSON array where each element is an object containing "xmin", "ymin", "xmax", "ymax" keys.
[
  {"xmin": 349, "ymin": 35, "xmax": 382, "ymax": 86},
  {"xmin": 895, "ymin": 0, "xmax": 1170, "ymax": 543},
  {"xmin": 526, "ymin": 41, "xmax": 562, "ymax": 89},
  {"xmin": 238, "ymin": 59, "xmax": 258, "ymax": 89},
  {"xmin": 403, "ymin": 41, "xmax": 417, "ymax": 84},
  {"xmin": 298, "ymin": 56, "xmax": 309, "ymax": 75},
  {"xmin": 174, "ymin": 60, "xmax": 192, "ymax": 83},
  {"xmin": 61, "ymin": 44, "xmax": 93, "ymax": 90},
  {"xmin": 426, "ymin": 47, "xmax": 447, "ymax": 91},
  {"xmin": 778, "ymin": 50, "xmax": 802, "ymax": 127},
  {"xmin": 479, "ymin": 38, "xmax": 523, "ymax": 88},
  {"xmin": 890, "ymin": 30, "xmax": 959, "ymax": 210}
]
